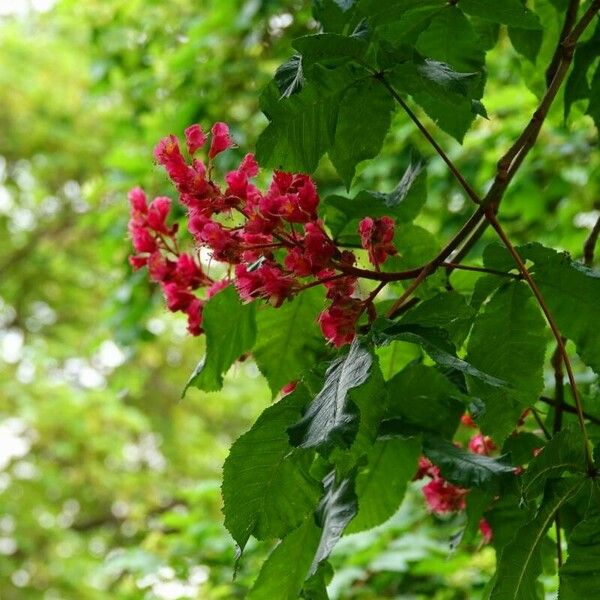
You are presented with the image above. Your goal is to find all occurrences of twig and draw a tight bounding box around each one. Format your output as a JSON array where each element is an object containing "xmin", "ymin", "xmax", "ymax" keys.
[
  {"xmin": 552, "ymin": 343, "xmax": 566, "ymax": 435},
  {"xmin": 539, "ymin": 396, "xmax": 600, "ymax": 427},
  {"xmin": 546, "ymin": 0, "xmax": 581, "ymax": 87},
  {"xmin": 442, "ymin": 262, "xmax": 521, "ymax": 279},
  {"xmin": 583, "ymin": 214, "xmax": 600, "ymax": 266},
  {"xmin": 531, "ymin": 407, "xmax": 552, "ymax": 440}
]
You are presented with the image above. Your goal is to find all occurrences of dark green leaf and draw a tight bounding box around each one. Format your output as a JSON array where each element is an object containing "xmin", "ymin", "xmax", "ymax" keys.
[
  {"xmin": 247, "ymin": 518, "xmax": 321, "ymax": 600},
  {"xmin": 310, "ymin": 470, "xmax": 358, "ymax": 576},
  {"xmin": 587, "ymin": 62, "xmax": 600, "ymax": 130},
  {"xmin": 502, "ymin": 431, "xmax": 546, "ymax": 467},
  {"xmin": 521, "ymin": 426, "xmax": 587, "ymax": 502},
  {"xmin": 386, "ymin": 363, "xmax": 465, "ymax": 439},
  {"xmin": 302, "ymin": 562, "xmax": 333, "ymax": 600},
  {"xmin": 275, "ymin": 55, "xmax": 305, "ymax": 98},
  {"xmin": 508, "ymin": 27, "xmax": 543, "ymax": 63},
  {"xmin": 460, "ymin": 0, "xmax": 542, "ymax": 29},
  {"xmin": 288, "ymin": 340, "xmax": 375, "ymax": 454},
  {"xmin": 423, "ymin": 436, "xmax": 515, "ymax": 490},
  {"xmin": 293, "ymin": 33, "xmax": 368, "ymax": 66},
  {"xmin": 253, "ymin": 288, "xmax": 327, "ymax": 396},
  {"xmin": 329, "ymin": 77, "xmax": 394, "ymax": 188},
  {"xmin": 346, "ymin": 437, "xmax": 420, "ymax": 533},
  {"xmin": 465, "ymin": 282, "xmax": 547, "ymax": 443},
  {"xmin": 490, "ymin": 477, "xmax": 587, "ymax": 600},
  {"xmin": 222, "ymin": 388, "xmax": 321, "ymax": 552},
  {"xmin": 312, "ymin": 0, "xmax": 358, "ymax": 33},
  {"xmin": 185, "ymin": 285, "xmax": 256, "ymax": 394}
]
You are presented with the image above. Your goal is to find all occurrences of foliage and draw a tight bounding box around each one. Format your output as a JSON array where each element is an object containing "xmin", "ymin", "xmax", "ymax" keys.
[{"xmin": 3, "ymin": 0, "xmax": 600, "ymax": 599}]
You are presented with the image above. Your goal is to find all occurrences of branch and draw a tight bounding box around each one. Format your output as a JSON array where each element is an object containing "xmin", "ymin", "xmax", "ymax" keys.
[
  {"xmin": 540, "ymin": 396, "xmax": 600, "ymax": 427},
  {"xmin": 546, "ymin": 0, "xmax": 581, "ymax": 87},
  {"xmin": 583, "ymin": 213, "xmax": 600, "ymax": 266}
]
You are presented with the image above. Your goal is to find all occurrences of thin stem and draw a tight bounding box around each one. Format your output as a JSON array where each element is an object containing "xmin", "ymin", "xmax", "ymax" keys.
[
  {"xmin": 442, "ymin": 262, "xmax": 521, "ymax": 279},
  {"xmin": 539, "ymin": 396, "xmax": 600, "ymax": 427},
  {"xmin": 531, "ymin": 407, "xmax": 552, "ymax": 440},
  {"xmin": 387, "ymin": 263, "xmax": 435, "ymax": 318},
  {"xmin": 552, "ymin": 343, "xmax": 566, "ymax": 435},
  {"xmin": 583, "ymin": 214, "xmax": 600, "ymax": 266},
  {"xmin": 485, "ymin": 211, "xmax": 595, "ymax": 471},
  {"xmin": 546, "ymin": 0, "xmax": 580, "ymax": 87},
  {"xmin": 374, "ymin": 72, "xmax": 482, "ymax": 206}
]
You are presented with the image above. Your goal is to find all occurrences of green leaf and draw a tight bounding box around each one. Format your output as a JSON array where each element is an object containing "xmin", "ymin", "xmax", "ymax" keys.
[
  {"xmin": 185, "ymin": 285, "xmax": 256, "ymax": 393},
  {"xmin": 312, "ymin": 0, "xmax": 358, "ymax": 33},
  {"xmin": 564, "ymin": 23, "xmax": 600, "ymax": 120},
  {"xmin": 486, "ymin": 243, "xmax": 600, "ymax": 375},
  {"xmin": 559, "ymin": 509, "xmax": 600, "ymax": 598},
  {"xmin": 398, "ymin": 291, "xmax": 475, "ymax": 346},
  {"xmin": 256, "ymin": 66, "xmax": 353, "ymax": 173},
  {"xmin": 460, "ymin": 0, "xmax": 542, "ymax": 30},
  {"xmin": 247, "ymin": 518, "xmax": 321, "ymax": 600},
  {"xmin": 222, "ymin": 388, "xmax": 321, "ymax": 552},
  {"xmin": 502, "ymin": 431, "xmax": 546, "ymax": 466},
  {"xmin": 490, "ymin": 477, "xmax": 587, "ymax": 600},
  {"xmin": 275, "ymin": 55, "xmax": 305, "ymax": 98},
  {"xmin": 587, "ymin": 62, "xmax": 600, "ymax": 131},
  {"xmin": 253, "ymin": 288, "xmax": 327, "ymax": 397},
  {"xmin": 288, "ymin": 340, "xmax": 375, "ymax": 454},
  {"xmin": 372, "ymin": 320, "xmax": 509, "ymax": 390},
  {"xmin": 323, "ymin": 158, "xmax": 426, "ymax": 239},
  {"xmin": 386, "ymin": 363, "xmax": 465, "ymax": 439},
  {"xmin": 508, "ymin": 27, "xmax": 543, "ymax": 63},
  {"xmin": 521, "ymin": 426, "xmax": 587, "ymax": 502},
  {"xmin": 465, "ymin": 282, "xmax": 547, "ymax": 443},
  {"xmin": 310, "ymin": 470, "xmax": 358, "ymax": 576},
  {"xmin": 346, "ymin": 437, "xmax": 420, "ymax": 533},
  {"xmin": 292, "ymin": 33, "xmax": 368, "ymax": 66},
  {"xmin": 423, "ymin": 436, "xmax": 515, "ymax": 490},
  {"xmin": 329, "ymin": 77, "xmax": 395, "ymax": 188},
  {"xmin": 389, "ymin": 58, "xmax": 479, "ymax": 141},
  {"xmin": 416, "ymin": 5, "xmax": 486, "ymax": 73},
  {"xmin": 302, "ymin": 562, "xmax": 333, "ymax": 600}
]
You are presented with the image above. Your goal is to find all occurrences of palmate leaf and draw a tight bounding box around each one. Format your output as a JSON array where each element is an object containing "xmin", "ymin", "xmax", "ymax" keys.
[
  {"xmin": 222, "ymin": 387, "xmax": 321, "ymax": 553},
  {"xmin": 288, "ymin": 339, "xmax": 376, "ymax": 454},
  {"xmin": 253, "ymin": 288, "xmax": 327, "ymax": 397},
  {"xmin": 247, "ymin": 518, "xmax": 321, "ymax": 600},
  {"xmin": 465, "ymin": 282, "xmax": 547, "ymax": 443},
  {"xmin": 521, "ymin": 426, "xmax": 588, "ymax": 502},
  {"xmin": 490, "ymin": 477, "xmax": 588, "ymax": 600},
  {"xmin": 422, "ymin": 436, "xmax": 515, "ymax": 490},
  {"xmin": 346, "ymin": 437, "xmax": 420, "ymax": 533},
  {"xmin": 184, "ymin": 285, "xmax": 256, "ymax": 394}
]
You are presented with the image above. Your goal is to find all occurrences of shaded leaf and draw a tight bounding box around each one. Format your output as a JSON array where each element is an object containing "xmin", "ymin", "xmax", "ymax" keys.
[
  {"xmin": 508, "ymin": 27, "xmax": 543, "ymax": 63},
  {"xmin": 293, "ymin": 33, "xmax": 368, "ymax": 66},
  {"xmin": 460, "ymin": 0, "xmax": 542, "ymax": 29},
  {"xmin": 275, "ymin": 55, "xmax": 305, "ymax": 98}
]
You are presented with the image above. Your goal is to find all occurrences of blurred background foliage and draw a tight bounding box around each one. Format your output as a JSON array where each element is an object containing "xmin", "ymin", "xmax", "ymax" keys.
[{"xmin": 0, "ymin": 0, "xmax": 597, "ymax": 598}]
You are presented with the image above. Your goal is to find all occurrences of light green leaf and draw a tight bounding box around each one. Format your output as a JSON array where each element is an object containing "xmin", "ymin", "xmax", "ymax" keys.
[
  {"xmin": 222, "ymin": 388, "xmax": 321, "ymax": 552},
  {"xmin": 185, "ymin": 285, "xmax": 256, "ymax": 393},
  {"xmin": 288, "ymin": 340, "xmax": 375, "ymax": 454},
  {"xmin": 253, "ymin": 288, "xmax": 327, "ymax": 397},
  {"xmin": 466, "ymin": 282, "xmax": 547, "ymax": 443},
  {"xmin": 346, "ymin": 437, "xmax": 420, "ymax": 533},
  {"xmin": 247, "ymin": 519, "xmax": 321, "ymax": 600},
  {"xmin": 329, "ymin": 77, "xmax": 395, "ymax": 188}
]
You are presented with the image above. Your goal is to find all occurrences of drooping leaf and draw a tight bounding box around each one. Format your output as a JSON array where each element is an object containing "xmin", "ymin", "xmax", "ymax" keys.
[
  {"xmin": 288, "ymin": 339, "xmax": 375, "ymax": 454},
  {"xmin": 323, "ymin": 158, "xmax": 426, "ymax": 239},
  {"xmin": 372, "ymin": 320, "xmax": 509, "ymax": 390},
  {"xmin": 346, "ymin": 437, "xmax": 420, "ymax": 533},
  {"xmin": 275, "ymin": 55, "xmax": 305, "ymax": 98},
  {"xmin": 508, "ymin": 27, "xmax": 543, "ymax": 64},
  {"xmin": 521, "ymin": 426, "xmax": 587, "ymax": 502},
  {"xmin": 460, "ymin": 0, "xmax": 542, "ymax": 29},
  {"xmin": 310, "ymin": 470, "xmax": 358, "ymax": 576},
  {"xmin": 247, "ymin": 518, "xmax": 321, "ymax": 600},
  {"xmin": 465, "ymin": 282, "xmax": 547, "ymax": 443},
  {"xmin": 490, "ymin": 477, "xmax": 587, "ymax": 600},
  {"xmin": 253, "ymin": 288, "xmax": 327, "ymax": 397},
  {"xmin": 329, "ymin": 77, "xmax": 395, "ymax": 188},
  {"xmin": 185, "ymin": 285, "xmax": 256, "ymax": 394},
  {"xmin": 386, "ymin": 363, "xmax": 465, "ymax": 439},
  {"xmin": 559, "ymin": 508, "xmax": 600, "ymax": 598},
  {"xmin": 423, "ymin": 436, "xmax": 515, "ymax": 490},
  {"xmin": 222, "ymin": 388, "xmax": 321, "ymax": 552}
]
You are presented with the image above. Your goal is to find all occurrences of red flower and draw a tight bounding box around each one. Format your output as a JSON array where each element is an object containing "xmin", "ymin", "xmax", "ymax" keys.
[
  {"xmin": 129, "ymin": 224, "xmax": 158, "ymax": 254},
  {"xmin": 206, "ymin": 279, "xmax": 230, "ymax": 299},
  {"xmin": 154, "ymin": 135, "xmax": 190, "ymax": 187},
  {"xmin": 461, "ymin": 413, "xmax": 477, "ymax": 428},
  {"xmin": 319, "ymin": 297, "xmax": 363, "ymax": 347},
  {"xmin": 148, "ymin": 252, "xmax": 176, "ymax": 283},
  {"xmin": 479, "ymin": 518, "xmax": 493, "ymax": 544},
  {"xmin": 468, "ymin": 434, "xmax": 496, "ymax": 456},
  {"xmin": 422, "ymin": 478, "xmax": 468, "ymax": 514},
  {"xmin": 414, "ymin": 456, "xmax": 441, "ymax": 481},
  {"xmin": 235, "ymin": 263, "xmax": 296, "ymax": 307},
  {"xmin": 281, "ymin": 381, "xmax": 297, "ymax": 396},
  {"xmin": 209, "ymin": 122, "xmax": 233, "ymax": 159},
  {"xmin": 185, "ymin": 297, "xmax": 203, "ymax": 336},
  {"xmin": 359, "ymin": 216, "xmax": 397, "ymax": 266},
  {"xmin": 174, "ymin": 253, "xmax": 205, "ymax": 288},
  {"xmin": 146, "ymin": 196, "xmax": 172, "ymax": 234},
  {"xmin": 128, "ymin": 187, "xmax": 148, "ymax": 215},
  {"xmin": 162, "ymin": 282, "xmax": 196, "ymax": 312},
  {"xmin": 184, "ymin": 124, "xmax": 207, "ymax": 155}
]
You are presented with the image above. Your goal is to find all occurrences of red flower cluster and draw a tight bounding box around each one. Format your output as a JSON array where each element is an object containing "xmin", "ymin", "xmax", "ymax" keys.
[
  {"xmin": 412, "ymin": 416, "xmax": 497, "ymax": 544},
  {"xmin": 128, "ymin": 123, "xmax": 399, "ymax": 347}
]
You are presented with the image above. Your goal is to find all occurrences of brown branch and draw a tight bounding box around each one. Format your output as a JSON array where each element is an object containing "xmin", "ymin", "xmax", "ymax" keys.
[
  {"xmin": 540, "ymin": 396, "xmax": 600, "ymax": 427},
  {"xmin": 546, "ymin": 0, "xmax": 581, "ymax": 87},
  {"xmin": 583, "ymin": 214, "xmax": 600, "ymax": 266},
  {"xmin": 552, "ymin": 343, "xmax": 566, "ymax": 435}
]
